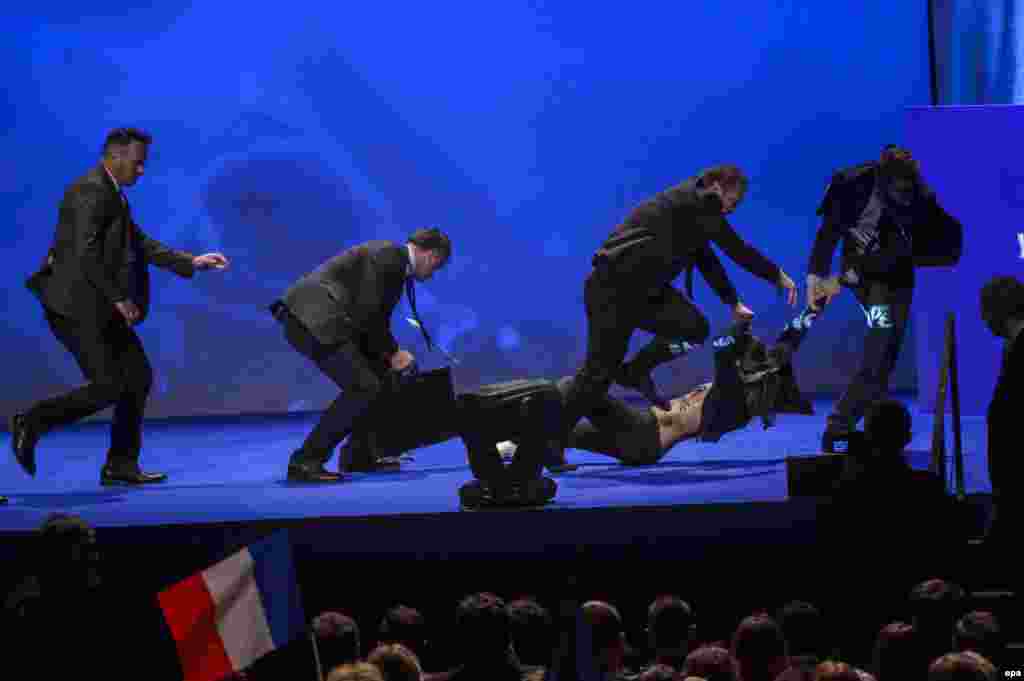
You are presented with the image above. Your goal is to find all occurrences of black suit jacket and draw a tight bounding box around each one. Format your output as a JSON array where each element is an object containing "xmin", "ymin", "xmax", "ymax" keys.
[
  {"xmin": 26, "ymin": 164, "xmax": 195, "ymax": 326},
  {"xmin": 591, "ymin": 176, "xmax": 781, "ymax": 305},
  {"xmin": 279, "ymin": 240, "xmax": 410, "ymax": 357}
]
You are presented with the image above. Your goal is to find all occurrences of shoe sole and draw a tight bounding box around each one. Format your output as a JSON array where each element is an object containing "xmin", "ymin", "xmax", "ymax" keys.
[{"xmin": 100, "ymin": 477, "xmax": 168, "ymax": 486}]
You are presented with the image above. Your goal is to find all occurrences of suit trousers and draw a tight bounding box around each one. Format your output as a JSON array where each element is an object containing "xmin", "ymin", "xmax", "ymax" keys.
[
  {"xmin": 561, "ymin": 270, "xmax": 710, "ymax": 439},
  {"xmin": 278, "ymin": 310, "xmax": 389, "ymax": 464},
  {"xmin": 831, "ymin": 275, "xmax": 914, "ymax": 427},
  {"xmin": 28, "ymin": 308, "xmax": 153, "ymax": 470}
]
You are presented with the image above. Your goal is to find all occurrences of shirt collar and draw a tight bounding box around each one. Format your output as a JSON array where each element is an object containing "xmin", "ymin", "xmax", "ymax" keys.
[
  {"xmin": 101, "ymin": 162, "xmax": 122, "ymax": 194},
  {"xmin": 406, "ymin": 243, "xmax": 415, "ymax": 277}
]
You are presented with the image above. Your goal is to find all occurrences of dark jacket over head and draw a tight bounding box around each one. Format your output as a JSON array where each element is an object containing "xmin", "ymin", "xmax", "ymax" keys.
[{"xmin": 807, "ymin": 161, "xmax": 963, "ymax": 281}]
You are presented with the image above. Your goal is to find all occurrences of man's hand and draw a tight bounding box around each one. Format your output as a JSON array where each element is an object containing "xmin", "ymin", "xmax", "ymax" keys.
[
  {"xmin": 731, "ymin": 301, "xmax": 754, "ymax": 322},
  {"xmin": 115, "ymin": 300, "xmax": 142, "ymax": 325},
  {"xmin": 807, "ymin": 274, "xmax": 841, "ymax": 311},
  {"xmin": 390, "ymin": 349, "xmax": 415, "ymax": 372},
  {"xmin": 777, "ymin": 269, "xmax": 798, "ymax": 306},
  {"xmin": 193, "ymin": 253, "xmax": 230, "ymax": 271}
]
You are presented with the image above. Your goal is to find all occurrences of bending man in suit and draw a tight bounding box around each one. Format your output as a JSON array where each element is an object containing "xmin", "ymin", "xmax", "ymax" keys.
[
  {"xmin": 561, "ymin": 164, "xmax": 798, "ymax": 447},
  {"xmin": 806, "ymin": 145, "xmax": 962, "ymax": 452},
  {"xmin": 271, "ymin": 228, "xmax": 451, "ymax": 482},
  {"xmin": 9, "ymin": 128, "xmax": 230, "ymax": 485}
]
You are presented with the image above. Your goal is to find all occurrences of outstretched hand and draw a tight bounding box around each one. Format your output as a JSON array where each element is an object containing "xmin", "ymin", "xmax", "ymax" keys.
[
  {"xmin": 732, "ymin": 301, "xmax": 755, "ymax": 322},
  {"xmin": 777, "ymin": 269, "xmax": 798, "ymax": 306},
  {"xmin": 807, "ymin": 274, "xmax": 842, "ymax": 311},
  {"xmin": 193, "ymin": 252, "xmax": 230, "ymax": 271}
]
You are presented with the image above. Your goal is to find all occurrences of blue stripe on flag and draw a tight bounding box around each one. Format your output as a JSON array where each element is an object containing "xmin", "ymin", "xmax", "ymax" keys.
[{"xmin": 249, "ymin": 530, "xmax": 306, "ymax": 648}]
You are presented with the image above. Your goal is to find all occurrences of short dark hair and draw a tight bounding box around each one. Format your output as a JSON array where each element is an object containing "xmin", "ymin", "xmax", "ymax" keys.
[
  {"xmin": 103, "ymin": 127, "xmax": 153, "ymax": 154},
  {"xmin": 506, "ymin": 598, "xmax": 552, "ymax": 666},
  {"xmin": 879, "ymin": 145, "xmax": 919, "ymax": 181},
  {"xmin": 863, "ymin": 400, "xmax": 912, "ymax": 454},
  {"xmin": 731, "ymin": 614, "xmax": 785, "ymax": 672},
  {"xmin": 776, "ymin": 600, "xmax": 824, "ymax": 658},
  {"xmin": 683, "ymin": 645, "xmax": 734, "ymax": 681},
  {"xmin": 455, "ymin": 592, "xmax": 510, "ymax": 659},
  {"xmin": 37, "ymin": 513, "xmax": 95, "ymax": 581},
  {"xmin": 379, "ymin": 605, "xmax": 426, "ymax": 655},
  {"xmin": 313, "ymin": 611, "xmax": 361, "ymax": 668},
  {"xmin": 408, "ymin": 227, "xmax": 452, "ymax": 263},
  {"xmin": 954, "ymin": 611, "xmax": 1003, "ymax": 664},
  {"xmin": 582, "ymin": 600, "xmax": 625, "ymax": 654},
  {"xmin": 980, "ymin": 276, "xmax": 1024, "ymax": 335},
  {"xmin": 700, "ymin": 164, "xmax": 748, "ymax": 194},
  {"xmin": 647, "ymin": 595, "xmax": 694, "ymax": 651}
]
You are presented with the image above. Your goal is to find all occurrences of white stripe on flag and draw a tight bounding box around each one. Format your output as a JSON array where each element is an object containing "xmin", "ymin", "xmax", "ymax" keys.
[{"xmin": 202, "ymin": 547, "xmax": 277, "ymax": 671}]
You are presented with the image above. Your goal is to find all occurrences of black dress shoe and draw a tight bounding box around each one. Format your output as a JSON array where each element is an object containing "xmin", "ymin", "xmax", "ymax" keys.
[
  {"xmin": 9, "ymin": 414, "xmax": 39, "ymax": 477},
  {"xmin": 287, "ymin": 462, "xmax": 344, "ymax": 483},
  {"xmin": 100, "ymin": 466, "xmax": 168, "ymax": 486},
  {"xmin": 616, "ymin": 366, "xmax": 672, "ymax": 411}
]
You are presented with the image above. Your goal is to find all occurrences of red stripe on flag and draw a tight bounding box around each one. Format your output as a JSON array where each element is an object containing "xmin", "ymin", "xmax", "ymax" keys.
[{"xmin": 158, "ymin": 573, "xmax": 235, "ymax": 681}]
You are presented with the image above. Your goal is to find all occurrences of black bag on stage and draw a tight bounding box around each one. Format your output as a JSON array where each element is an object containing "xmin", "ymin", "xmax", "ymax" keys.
[
  {"xmin": 341, "ymin": 367, "xmax": 460, "ymax": 470},
  {"xmin": 456, "ymin": 379, "xmax": 562, "ymax": 506}
]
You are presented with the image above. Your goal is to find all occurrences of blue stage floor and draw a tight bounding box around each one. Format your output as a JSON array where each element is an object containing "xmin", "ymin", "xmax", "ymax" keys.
[{"xmin": 0, "ymin": 397, "xmax": 990, "ymax": 533}]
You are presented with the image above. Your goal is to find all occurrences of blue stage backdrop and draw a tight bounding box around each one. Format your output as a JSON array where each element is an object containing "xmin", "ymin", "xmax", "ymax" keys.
[
  {"xmin": 908, "ymin": 105, "xmax": 1024, "ymax": 416},
  {"xmin": 1, "ymin": 2, "xmax": 928, "ymax": 419}
]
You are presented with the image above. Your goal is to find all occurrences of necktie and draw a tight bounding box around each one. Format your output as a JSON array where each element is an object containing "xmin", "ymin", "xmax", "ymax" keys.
[{"xmin": 405, "ymin": 277, "xmax": 433, "ymax": 351}]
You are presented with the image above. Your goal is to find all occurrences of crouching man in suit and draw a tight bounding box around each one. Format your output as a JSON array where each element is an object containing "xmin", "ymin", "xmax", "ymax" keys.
[
  {"xmin": 9, "ymin": 128, "xmax": 230, "ymax": 485},
  {"xmin": 271, "ymin": 228, "xmax": 451, "ymax": 482}
]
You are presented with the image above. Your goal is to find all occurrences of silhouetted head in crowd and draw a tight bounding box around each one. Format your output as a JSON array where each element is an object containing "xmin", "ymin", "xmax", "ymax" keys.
[
  {"xmin": 863, "ymin": 400, "xmax": 913, "ymax": 458},
  {"xmin": 314, "ymin": 611, "xmax": 362, "ymax": 670},
  {"xmin": 455, "ymin": 592, "xmax": 512, "ymax": 665},
  {"xmin": 980, "ymin": 275, "xmax": 1024, "ymax": 340},
  {"xmin": 814, "ymin": 661, "xmax": 861, "ymax": 681},
  {"xmin": 506, "ymin": 597, "xmax": 552, "ymax": 667},
  {"xmin": 379, "ymin": 605, "xmax": 428, "ymax": 660},
  {"xmin": 582, "ymin": 600, "xmax": 627, "ymax": 675},
  {"xmin": 647, "ymin": 595, "xmax": 695, "ymax": 668},
  {"xmin": 909, "ymin": 579, "xmax": 966, "ymax": 660},
  {"xmin": 928, "ymin": 652, "xmax": 998, "ymax": 681},
  {"xmin": 731, "ymin": 614, "xmax": 787, "ymax": 681},
  {"xmin": 327, "ymin": 662, "xmax": 385, "ymax": 681},
  {"xmin": 872, "ymin": 622, "xmax": 927, "ymax": 681},
  {"xmin": 367, "ymin": 643, "xmax": 422, "ymax": 681},
  {"xmin": 683, "ymin": 645, "xmax": 735, "ymax": 681},
  {"xmin": 954, "ymin": 611, "xmax": 1003, "ymax": 668},
  {"xmin": 776, "ymin": 600, "xmax": 826, "ymax": 661},
  {"xmin": 36, "ymin": 513, "xmax": 100, "ymax": 596}
]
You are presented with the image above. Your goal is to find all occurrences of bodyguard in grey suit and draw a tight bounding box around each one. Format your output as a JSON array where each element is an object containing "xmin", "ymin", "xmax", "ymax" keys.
[
  {"xmin": 9, "ymin": 128, "xmax": 231, "ymax": 485},
  {"xmin": 271, "ymin": 228, "xmax": 451, "ymax": 482}
]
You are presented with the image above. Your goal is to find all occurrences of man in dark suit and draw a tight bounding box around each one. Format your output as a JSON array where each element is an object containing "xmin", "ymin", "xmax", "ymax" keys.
[
  {"xmin": 979, "ymin": 275, "xmax": 1024, "ymax": 546},
  {"xmin": 806, "ymin": 145, "xmax": 962, "ymax": 452},
  {"xmin": 271, "ymin": 228, "xmax": 451, "ymax": 482},
  {"xmin": 560, "ymin": 163, "xmax": 798, "ymax": 443},
  {"xmin": 9, "ymin": 128, "xmax": 230, "ymax": 485}
]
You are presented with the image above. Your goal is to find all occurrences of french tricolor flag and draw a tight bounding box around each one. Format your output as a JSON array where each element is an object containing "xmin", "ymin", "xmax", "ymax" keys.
[{"xmin": 157, "ymin": 530, "xmax": 306, "ymax": 681}]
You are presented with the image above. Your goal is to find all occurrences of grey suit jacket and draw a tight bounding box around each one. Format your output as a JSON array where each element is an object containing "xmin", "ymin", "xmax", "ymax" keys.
[
  {"xmin": 279, "ymin": 240, "xmax": 410, "ymax": 357},
  {"xmin": 26, "ymin": 163, "xmax": 195, "ymax": 326}
]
